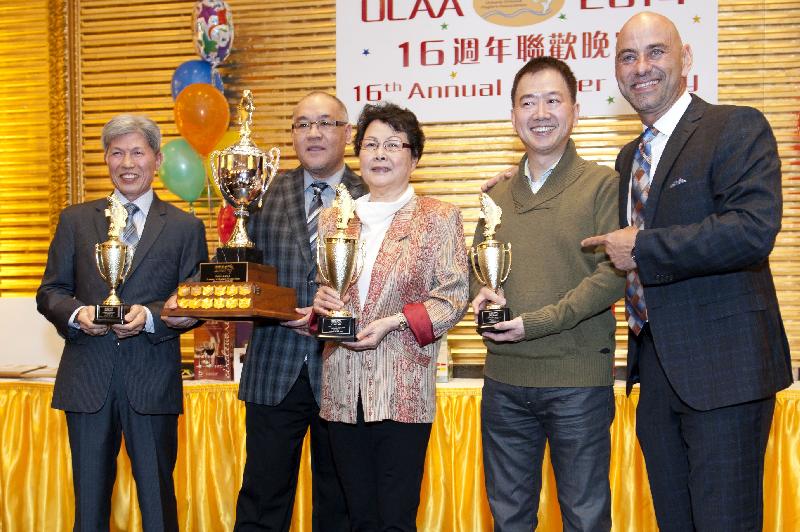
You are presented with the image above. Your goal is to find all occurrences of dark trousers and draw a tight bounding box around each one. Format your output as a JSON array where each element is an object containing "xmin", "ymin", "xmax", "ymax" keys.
[
  {"xmin": 635, "ymin": 325, "xmax": 775, "ymax": 532},
  {"xmin": 327, "ymin": 399, "xmax": 432, "ymax": 532},
  {"xmin": 481, "ymin": 377, "xmax": 614, "ymax": 532},
  {"xmin": 234, "ymin": 364, "xmax": 348, "ymax": 532},
  {"xmin": 65, "ymin": 365, "xmax": 178, "ymax": 532}
]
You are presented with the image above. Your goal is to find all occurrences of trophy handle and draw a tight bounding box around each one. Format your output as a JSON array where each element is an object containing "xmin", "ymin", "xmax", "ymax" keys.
[
  {"xmin": 469, "ymin": 247, "xmax": 487, "ymax": 286},
  {"xmin": 500, "ymin": 243, "xmax": 512, "ymax": 285},
  {"xmin": 316, "ymin": 237, "xmax": 330, "ymax": 284},
  {"xmin": 257, "ymin": 148, "xmax": 281, "ymax": 209},
  {"xmin": 121, "ymin": 245, "xmax": 134, "ymax": 282},
  {"xmin": 95, "ymin": 243, "xmax": 109, "ymax": 283},
  {"xmin": 352, "ymin": 240, "xmax": 366, "ymax": 282}
]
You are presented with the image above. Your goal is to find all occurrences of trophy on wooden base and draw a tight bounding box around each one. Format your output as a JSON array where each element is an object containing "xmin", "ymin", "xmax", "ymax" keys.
[
  {"xmin": 470, "ymin": 193, "xmax": 512, "ymax": 333},
  {"xmin": 163, "ymin": 90, "xmax": 297, "ymax": 321},
  {"xmin": 94, "ymin": 195, "xmax": 134, "ymax": 324},
  {"xmin": 315, "ymin": 185, "xmax": 364, "ymax": 341}
]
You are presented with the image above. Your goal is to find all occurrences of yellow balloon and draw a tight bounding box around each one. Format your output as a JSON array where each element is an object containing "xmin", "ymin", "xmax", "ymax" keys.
[{"xmin": 205, "ymin": 129, "xmax": 241, "ymax": 197}]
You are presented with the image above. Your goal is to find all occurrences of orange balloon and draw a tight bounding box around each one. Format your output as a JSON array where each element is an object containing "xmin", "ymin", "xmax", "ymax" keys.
[{"xmin": 174, "ymin": 84, "xmax": 230, "ymax": 155}]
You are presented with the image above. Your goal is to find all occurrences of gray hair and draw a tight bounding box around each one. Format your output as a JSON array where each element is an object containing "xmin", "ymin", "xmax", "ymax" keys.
[{"xmin": 101, "ymin": 114, "xmax": 161, "ymax": 154}]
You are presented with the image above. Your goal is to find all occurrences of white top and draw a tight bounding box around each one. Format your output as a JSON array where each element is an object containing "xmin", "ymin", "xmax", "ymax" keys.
[{"xmin": 354, "ymin": 185, "xmax": 415, "ymax": 312}]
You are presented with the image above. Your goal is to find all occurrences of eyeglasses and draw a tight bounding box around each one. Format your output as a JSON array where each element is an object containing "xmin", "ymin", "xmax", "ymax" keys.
[
  {"xmin": 360, "ymin": 140, "xmax": 412, "ymax": 153},
  {"xmin": 291, "ymin": 119, "xmax": 348, "ymax": 131}
]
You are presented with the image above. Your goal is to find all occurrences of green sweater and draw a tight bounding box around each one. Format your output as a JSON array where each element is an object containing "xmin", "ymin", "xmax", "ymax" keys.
[{"xmin": 472, "ymin": 140, "xmax": 625, "ymax": 387}]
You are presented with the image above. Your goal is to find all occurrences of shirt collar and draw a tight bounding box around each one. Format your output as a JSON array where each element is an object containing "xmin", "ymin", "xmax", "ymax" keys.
[
  {"xmin": 303, "ymin": 165, "xmax": 346, "ymax": 191},
  {"xmin": 651, "ymin": 90, "xmax": 692, "ymax": 138},
  {"xmin": 114, "ymin": 188, "xmax": 153, "ymax": 217},
  {"xmin": 524, "ymin": 153, "xmax": 562, "ymax": 186}
]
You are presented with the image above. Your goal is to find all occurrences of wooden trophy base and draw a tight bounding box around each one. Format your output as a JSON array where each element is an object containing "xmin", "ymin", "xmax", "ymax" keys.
[{"xmin": 163, "ymin": 261, "xmax": 298, "ymax": 321}]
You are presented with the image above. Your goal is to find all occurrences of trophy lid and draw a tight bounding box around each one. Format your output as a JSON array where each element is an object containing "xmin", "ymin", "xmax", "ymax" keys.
[
  {"xmin": 216, "ymin": 89, "xmax": 265, "ymax": 157},
  {"xmin": 479, "ymin": 193, "xmax": 502, "ymax": 239},
  {"xmin": 105, "ymin": 195, "xmax": 128, "ymax": 239},
  {"xmin": 334, "ymin": 184, "xmax": 356, "ymax": 230}
]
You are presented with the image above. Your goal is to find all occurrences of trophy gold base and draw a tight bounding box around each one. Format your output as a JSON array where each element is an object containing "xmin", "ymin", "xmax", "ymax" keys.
[
  {"xmin": 94, "ymin": 304, "xmax": 130, "ymax": 324},
  {"xmin": 317, "ymin": 315, "xmax": 357, "ymax": 342},
  {"xmin": 477, "ymin": 307, "xmax": 511, "ymax": 334}
]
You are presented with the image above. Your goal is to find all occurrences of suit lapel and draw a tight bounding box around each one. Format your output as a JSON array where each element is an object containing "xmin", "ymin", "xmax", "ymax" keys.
[
  {"xmin": 127, "ymin": 193, "xmax": 167, "ymax": 278},
  {"xmin": 618, "ymin": 141, "xmax": 637, "ymax": 227},
  {"xmin": 93, "ymin": 199, "xmax": 110, "ymax": 244},
  {"xmin": 644, "ymin": 95, "xmax": 706, "ymax": 227},
  {"xmin": 283, "ymin": 168, "xmax": 315, "ymax": 270}
]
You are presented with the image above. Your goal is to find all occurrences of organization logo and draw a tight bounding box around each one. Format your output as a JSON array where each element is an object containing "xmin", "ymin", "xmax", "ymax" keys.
[{"xmin": 474, "ymin": 0, "xmax": 565, "ymax": 27}]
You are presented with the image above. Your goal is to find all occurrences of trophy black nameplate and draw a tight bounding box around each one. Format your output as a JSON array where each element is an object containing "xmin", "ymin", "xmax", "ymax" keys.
[
  {"xmin": 94, "ymin": 304, "xmax": 131, "ymax": 325},
  {"xmin": 477, "ymin": 307, "xmax": 511, "ymax": 334},
  {"xmin": 318, "ymin": 316, "xmax": 357, "ymax": 342}
]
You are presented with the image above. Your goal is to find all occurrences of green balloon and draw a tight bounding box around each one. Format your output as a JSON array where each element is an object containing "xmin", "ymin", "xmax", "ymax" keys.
[{"xmin": 160, "ymin": 138, "xmax": 206, "ymax": 202}]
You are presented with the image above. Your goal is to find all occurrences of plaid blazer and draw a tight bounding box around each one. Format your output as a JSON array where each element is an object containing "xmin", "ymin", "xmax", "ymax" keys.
[
  {"xmin": 239, "ymin": 165, "xmax": 367, "ymax": 406},
  {"xmin": 621, "ymin": 95, "xmax": 793, "ymax": 410}
]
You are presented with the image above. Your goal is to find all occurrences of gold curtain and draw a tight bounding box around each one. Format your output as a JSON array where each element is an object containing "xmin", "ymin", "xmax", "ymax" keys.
[{"xmin": 2, "ymin": 381, "xmax": 799, "ymax": 531}]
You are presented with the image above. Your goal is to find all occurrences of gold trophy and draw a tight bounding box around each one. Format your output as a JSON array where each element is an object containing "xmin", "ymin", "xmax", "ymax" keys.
[
  {"xmin": 316, "ymin": 184, "xmax": 363, "ymax": 341},
  {"xmin": 94, "ymin": 195, "xmax": 134, "ymax": 324},
  {"xmin": 470, "ymin": 193, "xmax": 512, "ymax": 333},
  {"xmin": 163, "ymin": 90, "xmax": 297, "ymax": 321},
  {"xmin": 210, "ymin": 89, "xmax": 280, "ymax": 261}
]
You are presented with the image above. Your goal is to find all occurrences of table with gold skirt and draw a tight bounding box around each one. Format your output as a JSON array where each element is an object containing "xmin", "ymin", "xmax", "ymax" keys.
[{"xmin": 1, "ymin": 380, "xmax": 798, "ymax": 531}]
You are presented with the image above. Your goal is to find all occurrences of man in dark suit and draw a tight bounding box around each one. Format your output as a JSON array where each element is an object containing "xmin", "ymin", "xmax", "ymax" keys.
[
  {"xmin": 234, "ymin": 91, "xmax": 367, "ymax": 531},
  {"xmin": 582, "ymin": 12, "xmax": 793, "ymax": 531},
  {"xmin": 37, "ymin": 114, "xmax": 208, "ymax": 531}
]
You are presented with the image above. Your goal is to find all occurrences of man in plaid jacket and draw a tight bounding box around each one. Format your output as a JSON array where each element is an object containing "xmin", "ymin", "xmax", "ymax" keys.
[{"xmin": 233, "ymin": 92, "xmax": 367, "ymax": 531}]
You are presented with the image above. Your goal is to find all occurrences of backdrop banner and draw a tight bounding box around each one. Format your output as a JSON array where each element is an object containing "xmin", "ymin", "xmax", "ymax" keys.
[{"xmin": 336, "ymin": 0, "xmax": 718, "ymax": 122}]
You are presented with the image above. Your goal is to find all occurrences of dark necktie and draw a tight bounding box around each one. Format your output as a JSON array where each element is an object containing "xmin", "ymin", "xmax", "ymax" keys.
[
  {"xmin": 626, "ymin": 127, "xmax": 658, "ymax": 335},
  {"xmin": 123, "ymin": 202, "xmax": 140, "ymax": 248},
  {"xmin": 307, "ymin": 182, "xmax": 328, "ymax": 250}
]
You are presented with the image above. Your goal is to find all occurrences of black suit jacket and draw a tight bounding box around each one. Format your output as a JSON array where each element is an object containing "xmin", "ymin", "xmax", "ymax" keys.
[
  {"xmin": 37, "ymin": 193, "xmax": 208, "ymax": 414},
  {"xmin": 238, "ymin": 165, "xmax": 367, "ymax": 406},
  {"xmin": 621, "ymin": 95, "xmax": 792, "ymax": 411}
]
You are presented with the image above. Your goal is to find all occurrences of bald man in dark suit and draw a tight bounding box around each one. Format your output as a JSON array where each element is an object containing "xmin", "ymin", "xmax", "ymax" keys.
[
  {"xmin": 37, "ymin": 114, "xmax": 207, "ymax": 532},
  {"xmin": 582, "ymin": 13, "xmax": 792, "ymax": 532}
]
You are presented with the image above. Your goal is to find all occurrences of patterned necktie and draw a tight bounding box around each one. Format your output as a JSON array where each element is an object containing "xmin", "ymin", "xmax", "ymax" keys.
[
  {"xmin": 307, "ymin": 182, "xmax": 328, "ymax": 250},
  {"xmin": 123, "ymin": 202, "xmax": 140, "ymax": 248},
  {"xmin": 626, "ymin": 127, "xmax": 658, "ymax": 335}
]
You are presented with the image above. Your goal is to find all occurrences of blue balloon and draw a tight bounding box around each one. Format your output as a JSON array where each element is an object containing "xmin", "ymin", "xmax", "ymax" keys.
[{"xmin": 171, "ymin": 60, "xmax": 224, "ymax": 100}]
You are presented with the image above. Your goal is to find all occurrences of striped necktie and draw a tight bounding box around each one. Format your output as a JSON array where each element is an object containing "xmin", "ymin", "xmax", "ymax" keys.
[
  {"xmin": 626, "ymin": 127, "xmax": 658, "ymax": 335},
  {"xmin": 307, "ymin": 182, "xmax": 328, "ymax": 250},
  {"xmin": 123, "ymin": 202, "xmax": 140, "ymax": 248}
]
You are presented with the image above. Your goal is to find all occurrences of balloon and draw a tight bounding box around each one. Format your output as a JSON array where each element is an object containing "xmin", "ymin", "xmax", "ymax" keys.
[
  {"xmin": 193, "ymin": 0, "xmax": 234, "ymax": 66},
  {"xmin": 171, "ymin": 60, "xmax": 223, "ymax": 100},
  {"xmin": 174, "ymin": 83, "xmax": 230, "ymax": 155},
  {"xmin": 160, "ymin": 138, "xmax": 206, "ymax": 202},
  {"xmin": 204, "ymin": 129, "xmax": 240, "ymax": 197},
  {"xmin": 217, "ymin": 204, "xmax": 236, "ymax": 244}
]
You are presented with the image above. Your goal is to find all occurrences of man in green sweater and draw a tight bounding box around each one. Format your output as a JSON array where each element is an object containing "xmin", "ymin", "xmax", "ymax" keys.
[{"xmin": 471, "ymin": 57, "xmax": 624, "ymax": 531}]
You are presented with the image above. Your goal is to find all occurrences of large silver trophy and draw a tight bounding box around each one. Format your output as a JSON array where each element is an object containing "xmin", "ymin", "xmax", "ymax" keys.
[
  {"xmin": 470, "ymin": 193, "xmax": 512, "ymax": 333},
  {"xmin": 94, "ymin": 195, "xmax": 134, "ymax": 324},
  {"xmin": 164, "ymin": 90, "xmax": 298, "ymax": 321},
  {"xmin": 316, "ymin": 184, "xmax": 364, "ymax": 341},
  {"xmin": 210, "ymin": 89, "xmax": 280, "ymax": 261}
]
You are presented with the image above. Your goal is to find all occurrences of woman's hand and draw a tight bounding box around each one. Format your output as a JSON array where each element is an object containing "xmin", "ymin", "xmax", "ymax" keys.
[
  {"xmin": 313, "ymin": 286, "xmax": 347, "ymax": 316},
  {"xmin": 342, "ymin": 316, "xmax": 398, "ymax": 351}
]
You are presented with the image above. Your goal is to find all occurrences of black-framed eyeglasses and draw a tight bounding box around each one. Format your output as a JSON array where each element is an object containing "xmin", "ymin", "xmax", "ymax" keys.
[
  {"xmin": 360, "ymin": 140, "xmax": 412, "ymax": 153},
  {"xmin": 291, "ymin": 119, "xmax": 348, "ymax": 131}
]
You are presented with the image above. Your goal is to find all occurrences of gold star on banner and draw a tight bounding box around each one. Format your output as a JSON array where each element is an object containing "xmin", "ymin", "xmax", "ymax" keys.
[
  {"xmin": 450, "ymin": 71, "xmax": 457, "ymax": 79},
  {"xmin": 693, "ymin": 15, "xmax": 701, "ymax": 23}
]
